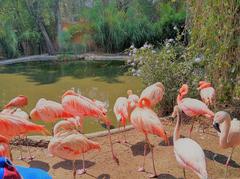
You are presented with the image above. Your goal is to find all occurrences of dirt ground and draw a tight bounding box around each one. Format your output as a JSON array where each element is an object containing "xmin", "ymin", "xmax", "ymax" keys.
[{"xmin": 11, "ymin": 123, "xmax": 240, "ymax": 179}]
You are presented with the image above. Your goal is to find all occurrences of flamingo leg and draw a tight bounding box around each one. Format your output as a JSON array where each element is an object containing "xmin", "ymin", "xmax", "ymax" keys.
[
  {"xmin": 137, "ymin": 140, "xmax": 148, "ymax": 172},
  {"xmin": 77, "ymin": 153, "xmax": 87, "ymax": 175},
  {"xmin": 123, "ymin": 125, "xmax": 127, "ymax": 144},
  {"xmin": 183, "ymin": 168, "xmax": 186, "ymax": 179},
  {"xmin": 189, "ymin": 121, "xmax": 194, "ymax": 137},
  {"xmin": 146, "ymin": 136, "xmax": 157, "ymax": 178},
  {"xmin": 225, "ymin": 147, "xmax": 235, "ymax": 178},
  {"xmin": 17, "ymin": 136, "xmax": 25, "ymax": 160},
  {"xmin": 72, "ymin": 160, "xmax": 76, "ymax": 179},
  {"xmin": 107, "ymin": 126, "xmax": 119, "ymax": 165},
  {"xmin": 26, "ymin": 136, "xmax": 34, "ymax": 160},
  {"xmin": 116, "ymin": 122, "xmax": 121, "ymax": 143}
]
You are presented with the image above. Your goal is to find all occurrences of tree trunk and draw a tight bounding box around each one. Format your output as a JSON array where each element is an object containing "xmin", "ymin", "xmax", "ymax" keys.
[
  {"xmin": 25, "ymin": 0, "xmax": 56, "ymax": 55},
  {"xmin": 53, "ymin": 0, "xmax": 61, "ymax": 51}
]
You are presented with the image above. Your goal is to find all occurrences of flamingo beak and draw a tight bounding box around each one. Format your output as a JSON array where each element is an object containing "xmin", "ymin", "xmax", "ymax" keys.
[{"xmin": 213, "ymin": 122, "xmax": 221, "ymax": 133}]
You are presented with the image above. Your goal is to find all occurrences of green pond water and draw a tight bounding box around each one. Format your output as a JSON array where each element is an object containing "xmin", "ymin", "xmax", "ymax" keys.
[{"xmin": 0, "ymin": 60, "xmax": 143, "ymax": 133}]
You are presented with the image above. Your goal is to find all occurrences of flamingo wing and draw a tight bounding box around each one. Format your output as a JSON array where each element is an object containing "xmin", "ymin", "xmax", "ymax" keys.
[
  {"xmin": 180, "ymin": 98, "xmax": 214, "ymax": 118},
  {"xmin": 48, "ymin": 131, "xmax": 100, "ymax": 160},
  {"xmin": 0, "ymin": 113, "xmax": 48, "ymax": 139},
  {"xmin": 130, "ymin": 107, "xmax": 168, "ymax": 142},
  {"xmin": 174, "ymin": 138, "xmax": 207, "ymax": 179},
  {"xmin": 113, "ymin": 97, "xmax": 129, "ymax": 125},
  {"xmin": 140, "ymin": 82, "xmax": 164, "ymax": 107},
  {"xmin": 3, "ymin": 95, "xmax": 28, "ymax": 109}
]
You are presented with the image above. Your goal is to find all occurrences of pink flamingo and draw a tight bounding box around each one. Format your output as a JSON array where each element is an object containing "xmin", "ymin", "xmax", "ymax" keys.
[
  {"xmin": 48, "ymin": 129, "xmax": 100, "ymax": 178},
  {"xmin": 0, "ymin": 113, "xmax": 49, "ymax": 161},
  {"xmin": 139, "ymin": 82, "xmax": 165, "ymax": 108},
  {"xmin": 127, "ymin": 90, "xmax": 139, "ymax": 112},
  {"xmin": 130, "ymin": 98, "xmax": 168, "ymax": 178},
  {"xmin": 0, "ymin": 113, "xmax": 49, "ymax": 140},
  {"xmin": 173, "ymin": 105, "xmax": 208, "ymax": 179},
  {"xmin": 3, "ymin": 95, "xmax": 28, "ymax": 110},
  {"xmin": 113, "ymin": 97, "xmax": 129, "ymax": 143},
  {"xmin": 0, "ymin": 135, "xmax": 10, "ymax": 159},
  {"xmin": 1, "ymin": 108, "xmax": 33, "ymax": 160},
  {"xmin": 30, "ymin": 98, "xmax": 73, "ymax": 122},
  {"xmin": 177, "ymin": 84, "xmax": 214, "ymax": 136},
  {"xmin": 62, "ymin": 90, "xmax": 119, "ymax": 165},
  {"xmin": 197, "ymin": 81, "xmax": 216, "ymax": 107},
  {"xmin": 213, "ymin": 111, "xmax": 240, "ymax": 178},
  {"xmin": 53, "ymin": 117, "xmax": 82, "ymax": 136}
]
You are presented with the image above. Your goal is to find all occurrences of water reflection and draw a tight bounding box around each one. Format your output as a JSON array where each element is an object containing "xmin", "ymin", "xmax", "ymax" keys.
[{"xmin": 0, "ymin": 60, "xmax": 143, "ymax": 133}]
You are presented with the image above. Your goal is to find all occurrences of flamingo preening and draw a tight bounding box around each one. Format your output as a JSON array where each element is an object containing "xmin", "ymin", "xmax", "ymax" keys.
[
  {"xmin": 176, "ymin": 84, "xmax": 214, "ymax": 136},
  {"xmin": 213, "ymin": 111, "xmax": 240, "ymax": 178},
  {"xmin": 198, "ymin": 81, "xmax": 216, "ymax": 107},
  {"xmin": 61, "ymin": 89, "xmax": 119, "ymax": 165},
  {"xmin": 139, "ymin": 82, "xmax": 164, "ymax": 108},
  {"xmin": 30, "ymin": 98, "xmax": 73, "ymax": 122},
  {"xmin": 48, "ymin": 127, "xmax": 100, "ymax": 178},
  {"xmin": 1, "ymin": 108, "xmax": 34, "ymax": 160},
  {"xmin": 173, "ymin": 106, "xmax": 208, "ymax": 179},
  {"xmin": 2, "ymin": 95, "xmax": 28, "ymax": 110},
  {"xmin": 130, "ymin": 98, "xmax": 168, "ymax": 178}
]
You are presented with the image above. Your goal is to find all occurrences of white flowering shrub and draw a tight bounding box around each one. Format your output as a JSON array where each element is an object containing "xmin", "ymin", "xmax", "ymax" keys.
[{"xmin": 128, "ymin": 39, "xmax": 204, "ymax": 114}]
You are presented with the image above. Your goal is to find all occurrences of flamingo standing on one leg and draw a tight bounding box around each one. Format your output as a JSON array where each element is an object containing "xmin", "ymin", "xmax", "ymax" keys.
[
  {"xmin": 173, "ymin": 105, "xmax": 208, "ymax": 179},
  {"xmin": 130, "ymin": 98, "xmax": 168, "ymax": 178},
  {"xmin": 61, "ymin": 90, "xmax": 119, "ymax": 166},
  {"xmin": 177, "ymin": 84, "xmax": 214, "ymax": 136},
  {"xmin": 198, "ymin": 81, "xmax": 216, "ymax": 108},
  {"xmin": 213, "ymin": 111, "xmax": 240, "ymax": 178},
  {"xmin": 48, "ymin": 128, "xmax": 100, "ymax": 178},
  {"xmin": 113, "ymin": 97, "xmax": 129, "ymax": 143},
  {"xmin": 139, "ymin": 82, "xmax": 165, "ymax": 108}
]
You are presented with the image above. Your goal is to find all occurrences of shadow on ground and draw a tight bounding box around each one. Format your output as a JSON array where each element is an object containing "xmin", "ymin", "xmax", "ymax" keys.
[
  {"xmin": 130, "ymin": 141, "xmax": 150, "ymax": 156},
  {"xmin": 52, "ymin": 160, "xmax": 95, "ymax": 170},
  {"xmin": 157, "ymin": 173, "xmax": 180, "ymax": 179},
  {"xmin": 28, "ymin": 160, "xmax": 50, "ymax": 171},
  {"xmin": 204, "ymin": 149, "xmax": 240, "ymax": 168},
  {"xmin": 96, "ymin": 173, "xmax": 110, "ymax": 179}
]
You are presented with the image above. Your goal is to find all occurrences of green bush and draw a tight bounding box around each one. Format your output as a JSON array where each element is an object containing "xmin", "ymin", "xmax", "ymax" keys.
[{"xmin": 128, "ymin": 35, "xmax": 204, "ymax": 114}]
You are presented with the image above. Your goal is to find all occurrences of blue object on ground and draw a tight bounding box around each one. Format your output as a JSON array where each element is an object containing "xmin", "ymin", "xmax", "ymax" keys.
[{"xmin": 0, "ymin": 157, "xmax": 52, "ymax": 179}]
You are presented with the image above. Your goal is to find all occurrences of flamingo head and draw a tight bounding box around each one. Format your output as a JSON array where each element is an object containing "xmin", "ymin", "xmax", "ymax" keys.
[
  {"xmin": 127, "ymin": 90, "xmax": 133, "ymax": 96},
  {"xmin": 138, "ymin": 98, "xmax": 151, "ymax": 108},
  {"xmin": 30, "ymin": 108, "xmax": 41, "ymax": 120},
  {"xmin": 62, "ymin": 90, "xmax": 79, "ymax": 99},
  {"xmin": 178, "ymin": 84, "xmax": 188, "ymax": 97},
  {"xmin": 197, "ymin": 81, "xmax": 212, "ymax": 90},
  {"xmin": 213, "ymin": 111, "xmax": 230, "ymax": 133}
]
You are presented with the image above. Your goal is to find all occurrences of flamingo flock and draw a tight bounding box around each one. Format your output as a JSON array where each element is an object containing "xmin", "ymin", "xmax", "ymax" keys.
[{"xmin": 0, "ymin": 80, "xmax": 239, "ymax": 179}]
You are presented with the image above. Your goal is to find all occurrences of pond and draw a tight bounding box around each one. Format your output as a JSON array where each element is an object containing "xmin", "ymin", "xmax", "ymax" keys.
[{"xmin": 0, "ymin": 60, "xmax": 143, "ymax": 133}]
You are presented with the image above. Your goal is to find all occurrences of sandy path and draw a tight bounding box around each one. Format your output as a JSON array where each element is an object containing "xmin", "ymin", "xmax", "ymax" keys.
[{"xmin": 12, "ymin": 123, "xmax": 240, "ymax": 179}]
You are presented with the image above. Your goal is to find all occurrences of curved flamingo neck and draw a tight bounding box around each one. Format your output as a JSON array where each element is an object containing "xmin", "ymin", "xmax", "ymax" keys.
[
  {"xmin": 173, "ymin": 106, "xmax": 181, "ymax": 143},
  {"xmin": 177, "ymin": 95, "xmax": 182, "ymax": 104},
  {"xmin": 219, "ymin": 116, "xmax": 231, "ymax": 148}
]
